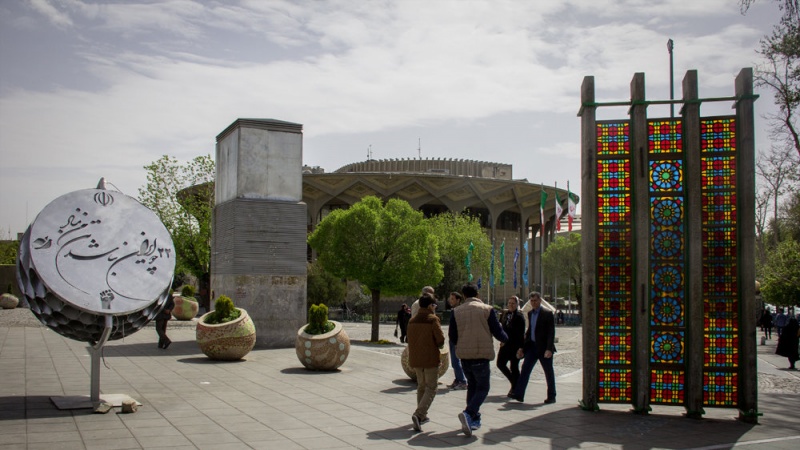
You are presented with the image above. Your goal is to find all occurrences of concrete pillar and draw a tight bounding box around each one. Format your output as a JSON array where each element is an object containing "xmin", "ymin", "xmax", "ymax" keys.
[
  {"xmin": 579, "ymin": 75, "xmax": 599, "ymax": 410},
  {"xmin": 630, "ymin": 73, "xmax": 651, "ymax": 413},
  {"xmin": 682, "ymin": 70, "xmax": 705, "ymax": 418},
  {"xmin": 735, "ymin": 68, "xmax": 758, "ymax": 423},
  {"xmin": 212, "ymin": 119, "xmax": 307, "ymax": 349}
]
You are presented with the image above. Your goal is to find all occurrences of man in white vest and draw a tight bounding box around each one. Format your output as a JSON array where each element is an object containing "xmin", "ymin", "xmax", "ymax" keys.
[{"xmin": 449, "ymin": 283, "xmax": 508, "ymax": 437}]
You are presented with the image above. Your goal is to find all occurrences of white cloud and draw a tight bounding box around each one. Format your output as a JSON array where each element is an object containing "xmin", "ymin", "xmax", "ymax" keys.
[{"xmin": 0, "ymin": 0, "xmax": 785, "ymax": 233}]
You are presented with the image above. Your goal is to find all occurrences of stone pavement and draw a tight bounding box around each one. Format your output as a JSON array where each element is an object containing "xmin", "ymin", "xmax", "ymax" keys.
[{"xmin": 1, "ymin": 311, "xmax": 799, "ymax": 450}]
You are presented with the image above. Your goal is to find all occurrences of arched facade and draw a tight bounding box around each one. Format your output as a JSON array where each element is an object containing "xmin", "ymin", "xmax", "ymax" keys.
[{"xmin": 303, "ymin": 157, "xmax": 573, "ymax": 298}]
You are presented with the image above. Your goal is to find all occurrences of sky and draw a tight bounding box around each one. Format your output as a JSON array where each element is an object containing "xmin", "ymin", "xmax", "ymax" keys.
[{"xmin": 0, "ymin": 0, "xmax": 784, "ymax": 237}]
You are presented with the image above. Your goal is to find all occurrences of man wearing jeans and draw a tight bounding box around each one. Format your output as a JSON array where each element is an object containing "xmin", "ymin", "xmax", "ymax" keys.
[
  {"xmin": 449, "ymin": 283, "xmax": 508, "ymax": 437},
  {"xmin": 446, "ymin": 291, "xmax": 467, "ymax": 390}
]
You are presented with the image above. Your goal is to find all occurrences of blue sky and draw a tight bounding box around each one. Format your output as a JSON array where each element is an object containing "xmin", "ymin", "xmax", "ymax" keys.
[{"xmin": 0, "ymin": 0, "xmax": 783, "ymax": 236}]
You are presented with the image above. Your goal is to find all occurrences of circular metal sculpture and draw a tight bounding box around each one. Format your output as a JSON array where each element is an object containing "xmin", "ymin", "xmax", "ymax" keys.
[{"xmin": 16, "ymin": 187, "xmax": 175, "ymax": 343}]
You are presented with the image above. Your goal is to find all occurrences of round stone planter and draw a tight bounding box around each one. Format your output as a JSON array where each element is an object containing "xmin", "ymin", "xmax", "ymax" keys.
[
  {"xmin": 172, "ymin": 295, "xmax": 199, "ymax": 320},
  {"xmin": 196, "ymin": 308, "xmax": 256, "ymax": 361},
  {"xmin": 401, "ymin": 346, "xmax": 449, "ymax": 381},
  {"xmin": 296, "ymin": 320, "xmax": 350, "ymax": 371},
  {"xmin": 0, "ymin": 293, "xmax": 19, "ymax": 309}
]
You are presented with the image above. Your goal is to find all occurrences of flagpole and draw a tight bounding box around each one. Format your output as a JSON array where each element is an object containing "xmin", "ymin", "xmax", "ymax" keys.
[{"xmin": 540, "ymin": 183, "xmax": 545, "ymax": 295}]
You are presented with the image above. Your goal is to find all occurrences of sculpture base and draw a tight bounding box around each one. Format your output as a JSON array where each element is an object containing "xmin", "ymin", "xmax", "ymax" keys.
[{"xmin": 51, "ymin": 394, "xmax": 140, "ymax": 410}]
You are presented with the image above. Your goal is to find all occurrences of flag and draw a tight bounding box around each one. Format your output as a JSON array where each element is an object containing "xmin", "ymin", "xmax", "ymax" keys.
[
  {"xmin": 522, "ymin": 241, "xmax": 529, "ymax": 285},
  {"xmin": 540, "ymin": 188, "xmax": 548, "ymax": 236},
  {"xmin": 465, "ymin": 241, "xmax": 474, "ymax": 282},
  {"xmin": 568, "ymin": 183, "xmax": 577, "ymax": 231},
  {"xmin": 555, "ymin": 190, "xmax": 563, "ymax": 231},
  {"xmin": 513, "ymin": 246, "xmax": 519, "ymax": 288},
  {"xmin": 490, "ymin": 243, "xmax": 495, "ymax": 287},
  {"xmin": 500, "ymin": 240, "xmax": 506, "ymax": 285}
]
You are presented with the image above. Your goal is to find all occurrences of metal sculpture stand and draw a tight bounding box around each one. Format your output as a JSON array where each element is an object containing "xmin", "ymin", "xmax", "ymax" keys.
[{"xmin": 50, "ymin": 315, "xmax": 140, "ymax": 410}]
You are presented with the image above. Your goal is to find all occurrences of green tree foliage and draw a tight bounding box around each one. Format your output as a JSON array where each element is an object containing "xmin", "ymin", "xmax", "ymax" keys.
[
  {"xmin": 542, "ymin": 233, "xmax": 582, "ymax": 308},
  {"xmin": 0, "ymin": 240, "xmax": 17, "ymax": 265},
  {"xmin": 138, "ymin": 155, "xmax": 214, "ymax": 280},
  {"xmin": 308, "ymin": 196, "xmax": 443, "ymax": 341},
  {"xmin": 307, "ymin": 262, "xmax": 346, "ymax": 312},
  {"xmin": 760, "ymin": 239, "xmax": 800, "ymax": 307},
  {"xmin": 427, "ymin": 212, "xmax": 492, "ymax": 300}
]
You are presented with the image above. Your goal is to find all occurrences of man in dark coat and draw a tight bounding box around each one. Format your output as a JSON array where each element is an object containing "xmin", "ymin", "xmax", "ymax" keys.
[
  {"xmin": 155, "ymin": 295, "xmax": 175, "ymax": 349},
  {"xmin": 407, "ymin": 294, "xmax": 445, "ymax": 432},
  {"xmin": 497, "ymin": 296, "xmax": 526, "ymax": 396},
  {"xmin": 511, "ymin": 291, "xmax": 557, "ymax": 404},
  {"xmin": 776, "ymin": 317, "xmax": 800, "ymax": 370}
]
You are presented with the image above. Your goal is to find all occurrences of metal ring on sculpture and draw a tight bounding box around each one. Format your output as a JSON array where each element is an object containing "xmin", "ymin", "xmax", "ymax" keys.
[{"xmin": 16, "ymin": 187, "xmax": 175, "ymax": 343}]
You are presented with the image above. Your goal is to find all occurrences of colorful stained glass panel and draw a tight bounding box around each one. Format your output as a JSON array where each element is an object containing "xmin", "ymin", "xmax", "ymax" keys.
[
  {"xmin": 599, "ymin": 368, "xmax": 632, "ymax": 403},
  {"xmin": 651, "ymin": 369, "xmax": 685, "ymax": 404},
  {"xmin": 598, "ymin": 122, "xmax": 631, "ymax": 155},
  {"xmin": 703, "ymin": 371, "xmax": 738, "ymax": 406},
  {"xmin": 649, "ymin": 120, "xmax": 683, "ymax": 153}
]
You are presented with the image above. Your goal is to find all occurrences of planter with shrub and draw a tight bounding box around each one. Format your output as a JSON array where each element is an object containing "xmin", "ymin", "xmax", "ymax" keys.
[
  {"xmin": 196, "ymin": 295, "xmax": 256, "ymax": 361},
  {"xmin": 172, "ymin": 285, "xmax": 199, "ymax": 320},
  {"xmin": 295, "ymin": 303, "xmax": 350, "ymax": 371}
]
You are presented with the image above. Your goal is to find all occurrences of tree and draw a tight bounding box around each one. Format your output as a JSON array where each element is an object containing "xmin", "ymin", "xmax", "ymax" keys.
[
  {"xmin": 541, "ymin": 233, "xmax": 582, "ymax": 308},
  {"xmin": 755, "ymin": 12, "xmax": 800, "ymax": 158},
  {"xmin": 306, "ymin": 261, "xmax": 346, "ymax": 311},
  {"xmin": 427, "ymin": 212, "xmax": 492, "ymax": 301},
  {"xmin": 0, "ymin": 240, "xmax": 17, "ymax": 265},
  {"xmin": 760, "ymin": 239, "xmax": 800, "ymax": 307},
  {"xmin": 756, "ymin": 145, "xmax": 799, "ymax": 245},
  {"xmin": 308, "ymin": 196, "xmax": 443, "ymax": 341},
  {"xmin": 741, "ymin": 1, "xmax": 799, "ymax": 21},
  {"xmin": 138, "ymin": 155, "xmax": 214, "ymax": 289}
]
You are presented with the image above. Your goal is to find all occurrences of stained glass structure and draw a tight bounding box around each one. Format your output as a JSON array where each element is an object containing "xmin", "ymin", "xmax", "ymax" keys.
[
  {"xmin": 700, "ymin": 117, "xmax": 739, "ymax": 407},
  {"xmin": 648, "ymin": 119, "xmax": 686, "ymax": 404},
  {"xmin": 583, "ymin": 71, "xmax": 755, "ymax": 417},
  {"xmin": 596, "ymin": 121, "xmax": 633, "ymax": 403}
]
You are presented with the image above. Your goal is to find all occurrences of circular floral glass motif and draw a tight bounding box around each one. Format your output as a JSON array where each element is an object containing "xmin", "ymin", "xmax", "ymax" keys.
[
  {"xmin": 653, "ymin": 296, "xmax": 682, "ymax": 324},
  {"xmin": 652, "ymin": 332, "xmax": 682, "ymax": 362},
  {"xmin": 652, "ymin": 198, "xmax": 682, "ymax": 227},
  {"xmin": 653, "ymin": 230, "xmax": 682, "ymax": 258},
  {"xmin": 651, "ymin": 161, "xmax": 682, "ymax": 190},
  {"xmin": 653, "ymin": 265, "xmax": 682, "ymax": 293}
]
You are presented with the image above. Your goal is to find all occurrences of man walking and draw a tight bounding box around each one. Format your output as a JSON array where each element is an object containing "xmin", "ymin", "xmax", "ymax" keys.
[
  {"xmin": 449, "ymin": 283, "xmax": 508, "ymax": 437},
  {"xmin": 511, "ymin": 291, "xmax": 557, "ymax": 404},
  {"xmin": 497, "ymin": 296, "xmax": 526, "ymax": 397},
  {"xmin": 407, "ymin": 294, "xmax": 445, "ymax": 432}
]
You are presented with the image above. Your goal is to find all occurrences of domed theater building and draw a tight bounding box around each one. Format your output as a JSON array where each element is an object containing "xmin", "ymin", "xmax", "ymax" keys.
[{"xmin": 302, "ymin": 157, "xmax": 573, "ymax": 296}]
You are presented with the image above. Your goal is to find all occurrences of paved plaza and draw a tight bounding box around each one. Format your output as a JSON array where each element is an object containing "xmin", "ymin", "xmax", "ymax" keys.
[{"xmin": 1, "ymin": 309, "xmax": 799, "ymax": 449}]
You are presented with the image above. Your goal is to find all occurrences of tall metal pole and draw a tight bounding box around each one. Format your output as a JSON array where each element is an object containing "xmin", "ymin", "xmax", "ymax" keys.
[{"xmin": 668, "ymin": 39, "xmax": 675, "ymax": 118}]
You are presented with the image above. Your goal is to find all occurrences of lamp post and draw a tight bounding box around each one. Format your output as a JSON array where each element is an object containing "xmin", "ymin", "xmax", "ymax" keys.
[{"xmin": 668, "ymin": 38, "xmax": 675, "ymax": 118}]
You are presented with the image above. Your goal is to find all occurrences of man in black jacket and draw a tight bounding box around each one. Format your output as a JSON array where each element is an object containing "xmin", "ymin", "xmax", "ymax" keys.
[
  {"xmin": 497, "ymin": 296, "xmax": 526, "ymax": 397},
  {"xmin": 510, "ymin": 292, "xmax": 557, "ymax": 404}
]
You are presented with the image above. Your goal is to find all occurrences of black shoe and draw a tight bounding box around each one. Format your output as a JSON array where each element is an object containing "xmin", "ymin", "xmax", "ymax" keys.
[
  {"xmin": 509, "ymin": 394, "xmax": 524, "ymax": 402},
  {"xmin": 163, "ymin": 339, "xmax": 171, "ymax": 349},
  {"xmin": 544, "ymin": 398, "xmax": 556, "ymax": 404}
]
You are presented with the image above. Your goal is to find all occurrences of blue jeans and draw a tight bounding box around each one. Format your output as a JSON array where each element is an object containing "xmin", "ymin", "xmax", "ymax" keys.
[
  {"xmin": 514, "ymin": 343, "xmax": 556, "ymax": 401},
  {"xmin": 460, "ymin": 359, "xmax": 491, "ymax": 421},
  {"xmin": 449, "ymin": 340, "xmax": 466, "ymax": 383}
]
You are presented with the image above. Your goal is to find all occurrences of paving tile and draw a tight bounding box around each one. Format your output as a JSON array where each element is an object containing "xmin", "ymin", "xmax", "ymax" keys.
[{"xmin": 83, "ymin": 437, "xmax": 142, "ymax": 450}]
